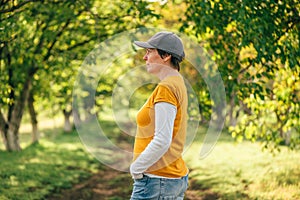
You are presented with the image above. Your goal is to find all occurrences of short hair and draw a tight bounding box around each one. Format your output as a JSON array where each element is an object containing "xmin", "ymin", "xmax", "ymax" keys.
[{"xmin": 157, "ymin": 49, "xmax": 182, "ymax": 71}]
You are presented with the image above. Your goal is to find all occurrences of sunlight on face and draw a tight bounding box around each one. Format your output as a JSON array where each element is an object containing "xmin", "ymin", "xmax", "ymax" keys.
[{"xmin": 143, "ymin": 49, "xmax": 165, "ymax": 74}]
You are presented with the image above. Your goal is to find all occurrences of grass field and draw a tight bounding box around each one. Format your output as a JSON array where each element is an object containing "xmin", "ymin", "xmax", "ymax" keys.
[
  {"xmin": 0, "ymin": 128, "xmax": 101, "ymax": 200},
  {"xmin": 0, "ymin": 119, "xmax": 299, "ymax": 200},
  {"xmin": 184, "ymin": 129, "xmax": 300, "ymax": 200}
]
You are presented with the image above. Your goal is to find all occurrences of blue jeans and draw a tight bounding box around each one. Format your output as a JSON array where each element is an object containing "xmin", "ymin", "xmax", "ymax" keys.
[{"xmin": 130, "ymin": 174, "xmax": 188, "ymax": 200}]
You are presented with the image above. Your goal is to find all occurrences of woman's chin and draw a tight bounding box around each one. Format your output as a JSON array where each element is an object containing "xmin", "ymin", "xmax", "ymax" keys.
[{"xmin": 146, "ymin": 66, "xmax": 153, "ymax": 73}]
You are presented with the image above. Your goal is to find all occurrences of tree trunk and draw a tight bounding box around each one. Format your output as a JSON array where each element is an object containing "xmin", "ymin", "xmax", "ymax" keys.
[
  {"xmin": 0, "ymin": 111, "xmax": 8, "ymax": 150},
  {"xmin": 6, "ymin": 128, "xmax": 21, "ymax": 151},
  {"xmin": 72, "ymin": 106, "xmax": 82, "ymax": 127},
  {"xmin": 63, "ymin": 109, "xmax": 72, "ymax": 133},
  {"xmin": 5, "ymin": 78, "xmax": 32, "ymax": 151},
  {"xmin": 28, "ymin": 91, "xmax": 39, "ymax": 143},
  {"xmin": 284, "ymin": 130, "xmax": 291, "ymax": 146},
  {"xmin": 228, "ymin": 90, "xmax": 237, "ymax": 127}
]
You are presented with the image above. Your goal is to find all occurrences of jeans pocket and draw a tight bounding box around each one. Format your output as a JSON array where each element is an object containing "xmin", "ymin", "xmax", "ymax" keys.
[{"xmin": 132, "ymin": 176, "xmax": 148, "ymax": 196}]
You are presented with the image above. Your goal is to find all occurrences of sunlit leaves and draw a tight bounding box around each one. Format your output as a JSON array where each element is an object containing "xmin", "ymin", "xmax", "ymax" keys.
[
  {"xmin": 231, "ymin": 66, "xmax": 300, "ymax": 150},
  {"xmin": 183, "ymin": 0, "xmax": 300, "ymax": 150}
]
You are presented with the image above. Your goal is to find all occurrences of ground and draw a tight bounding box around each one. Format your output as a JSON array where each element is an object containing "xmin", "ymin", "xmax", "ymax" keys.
[{"xmin": 47, "ymin": 167, "xmax": 219, "ymax": 200}]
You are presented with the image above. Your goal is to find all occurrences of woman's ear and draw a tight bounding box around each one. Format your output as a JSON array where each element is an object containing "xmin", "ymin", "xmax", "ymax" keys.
[{"xmin": 163, "ymin": 54, "xmax": 171, "ymax": 62}]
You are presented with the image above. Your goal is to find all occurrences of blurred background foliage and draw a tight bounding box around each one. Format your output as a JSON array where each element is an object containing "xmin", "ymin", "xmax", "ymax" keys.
[
  {"xmin": 0, "ymin": 0, "xmax": 299, "ymax": 151},
  {"xmin": 0, "ymin": 0, "xmax": 299, "ymax": 199}
]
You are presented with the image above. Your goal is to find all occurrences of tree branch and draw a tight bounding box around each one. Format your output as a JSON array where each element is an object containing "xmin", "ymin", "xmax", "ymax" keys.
[
  {"xmin": 43, "ymin": 18, "xmax": 71, "ymax": 62},
  {"xmin": 1, "ymin": 42, "xmax": 15, "ymax": 122},
  {"xmin": 238, "ymin": 62, "xmax": 252, "ymax": 75},
  {"xmin": 0, "ymin": 109, "xmax": 7, "ymax": 134},
  {"xmin": 42, "ymin": 3, "xmax": 88, "ymax": 62},
  {"xmin": 0, "ymin": 0, "xmax": 40, "ymax": 14},
  {"xmin": 33, "ymin": 21, "xmax": 49, "ymax": 55},
  {"xmin": 58, "ymin": 35, "xmax": 103, "ymax": 53}
]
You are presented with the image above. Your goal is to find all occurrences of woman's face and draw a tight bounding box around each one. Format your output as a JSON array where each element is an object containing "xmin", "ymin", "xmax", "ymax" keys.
[{"xmin": 143, "ymin": 48, "xmax": 165, "ymax": 74}]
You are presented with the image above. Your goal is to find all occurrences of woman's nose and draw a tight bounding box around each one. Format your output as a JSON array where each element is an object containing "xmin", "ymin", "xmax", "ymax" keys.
[{"xmin": 143, "ymin": 54, "xmax": 147, "ymax": 61}]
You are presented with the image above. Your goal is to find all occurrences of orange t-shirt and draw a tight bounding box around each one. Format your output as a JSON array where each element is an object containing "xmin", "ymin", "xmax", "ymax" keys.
[{"xmin": 133, "ymin": 75, "xmax": 188, "ymax": 178}]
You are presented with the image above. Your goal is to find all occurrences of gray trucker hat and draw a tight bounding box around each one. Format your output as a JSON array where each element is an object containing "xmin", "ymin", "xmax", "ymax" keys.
[{"xmin": 134, "ymin": 31, "xmax": 185, "ymax": 61}]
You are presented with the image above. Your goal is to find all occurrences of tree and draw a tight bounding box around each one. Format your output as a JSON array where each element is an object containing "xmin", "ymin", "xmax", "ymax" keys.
[
  {"xmin": 1, "ymin": 0, "xmax": 96, "ymax": 150},
  {"xmin": 52, "ymin": 1, "xmax": 158, "ymax": 130},
  {"xmin": 0, "ymin": 0, "xmax": 40, "ymax": 150},
  {"xmin": 0, "ymin": 0, "xmax": 160, "ymax": 151},
  {"xmin": 182, "ymin": 0, "xmax": 300, "ymax": 149}
]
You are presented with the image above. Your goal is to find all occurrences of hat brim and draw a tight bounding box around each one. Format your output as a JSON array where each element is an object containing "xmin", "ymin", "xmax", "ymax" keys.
[{"xmin": 133, "ymin": 41, "xmax": 155, "ymax": 49}]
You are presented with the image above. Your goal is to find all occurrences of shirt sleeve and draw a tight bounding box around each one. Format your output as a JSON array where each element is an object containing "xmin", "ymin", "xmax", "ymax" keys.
[
  {"xmin": 130, "ymin": 102, "xmax": 177, "ymax": 179},
  {"xmin": 153, "ymin": 85, "xmax": 177, "ymax": 107}
]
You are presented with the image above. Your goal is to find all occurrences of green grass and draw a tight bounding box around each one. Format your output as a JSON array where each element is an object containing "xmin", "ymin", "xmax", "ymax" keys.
[
  {"xmin": 0, "ymin": 129, "xmax": 100, "ymax": 200},
  {"xmin": 184, "ymin": 128, "xmax": 300, "ymax": 200},
  {"xmin": 0, "ymin": 120, "xmax": 299, "ymax": 200}
]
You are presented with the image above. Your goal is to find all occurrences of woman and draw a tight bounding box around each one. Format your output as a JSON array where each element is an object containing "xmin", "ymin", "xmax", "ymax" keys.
[{"xmin": 130, "ymin": 31, "xmax": 189, "ymax": 200}]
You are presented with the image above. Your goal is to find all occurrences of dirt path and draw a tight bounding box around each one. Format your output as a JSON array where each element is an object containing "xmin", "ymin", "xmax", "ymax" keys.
[
  {"xmin": 47, "ymin": 167, "xmax": 218, "ymax": 200},
  {"xmin": 47, "ymin": 167, "xmax": 132, "ymax": 200}
]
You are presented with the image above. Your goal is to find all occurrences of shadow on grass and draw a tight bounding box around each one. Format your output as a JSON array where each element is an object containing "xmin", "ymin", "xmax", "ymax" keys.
[
  {"xmin": 0, "ymin": 118, "xmax": 139, "ymax": 200},
  {"xmin": 0, "ymin": 130, "xmax": 104, "ymax": 200},
  {"xmin": 186, "ymin": 176, "xmax": 250, "ymax": 200}
]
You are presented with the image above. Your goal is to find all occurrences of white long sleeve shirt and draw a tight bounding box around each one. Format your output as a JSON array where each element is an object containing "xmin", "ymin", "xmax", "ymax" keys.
[{"xmin": 130, "ymin": 102, "xmax": 177, "ymax": 179}]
